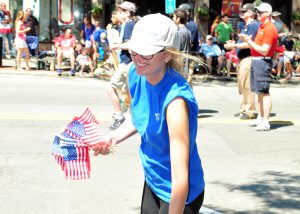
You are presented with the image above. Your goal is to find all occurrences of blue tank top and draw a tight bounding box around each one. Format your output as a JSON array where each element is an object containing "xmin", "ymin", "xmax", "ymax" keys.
[{"xmin": 128, "ymin": 65, "xmax": 205, "ymax": 203}]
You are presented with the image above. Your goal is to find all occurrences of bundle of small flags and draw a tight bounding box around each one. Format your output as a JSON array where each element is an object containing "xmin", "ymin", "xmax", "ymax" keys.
[{"xmin": 52, "ymin": 108, "xmax": 106, "ymax": 180}]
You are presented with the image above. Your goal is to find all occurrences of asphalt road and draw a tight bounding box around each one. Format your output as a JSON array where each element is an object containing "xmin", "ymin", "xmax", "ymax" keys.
[{"xmin": 0, "ymin": 73, "xmax": 299, "ymax": 214}]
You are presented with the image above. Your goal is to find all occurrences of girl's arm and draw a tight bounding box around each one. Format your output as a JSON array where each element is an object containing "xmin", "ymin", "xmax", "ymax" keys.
[
  {"xmin": 92, "ymin": 117, "xmax": 137, "ymax": 156},
  {"xmin": 166, "ymin": 98, "xmax": 190, "ymax": 214},
  {"xmin": 15, "ymin": 21, "xmax": 30, "ymax": 34}
]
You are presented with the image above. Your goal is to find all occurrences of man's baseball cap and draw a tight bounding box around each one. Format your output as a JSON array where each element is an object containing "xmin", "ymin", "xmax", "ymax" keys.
[
  {"xmin": 125, "ymin": 13, "xmax": 179, "ymax": 56},
  {"xmin": 117, "ymin": 1, "xmax": 136, "ymax": 13},
  {"xmin": 240, "ymin": 3, "xmax": 255, "ymax": 12},
  {"xmin": 256, "ymin": 3, "xmax": 272, "ymax": 13}
]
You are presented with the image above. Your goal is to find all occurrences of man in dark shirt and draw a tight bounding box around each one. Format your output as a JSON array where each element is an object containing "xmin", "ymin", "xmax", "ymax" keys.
[
  {"xmin": 24, "ymin": 8, "xmax": 39, "ymax": 57},
  {"xmin": 178, "ymin": 3, "xmax": 199, "ymax": 53},
  {"xmin": 178, "ymin": 3, "xmax": 199, "ymax": 85}
]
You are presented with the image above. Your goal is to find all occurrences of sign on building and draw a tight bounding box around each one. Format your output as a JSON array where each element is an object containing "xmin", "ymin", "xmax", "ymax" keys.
[{"xmin": 165, "ymin": 0, "xmax": 176, "ymax": 14}]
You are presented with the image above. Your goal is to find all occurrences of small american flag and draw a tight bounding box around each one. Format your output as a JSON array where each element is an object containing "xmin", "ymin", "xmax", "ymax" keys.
[{"xmin": 52, "ymin": 108, "xmax": 105, "ymax": 180}]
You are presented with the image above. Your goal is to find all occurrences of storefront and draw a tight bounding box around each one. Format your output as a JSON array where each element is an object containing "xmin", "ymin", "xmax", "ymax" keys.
[
  {"xmin": 5, "ymin": 0, "xmax": 298, "ymax": 41},
  {"xmin": 7, "ymin": 0, "xmax": 92, "ymax": 42}
]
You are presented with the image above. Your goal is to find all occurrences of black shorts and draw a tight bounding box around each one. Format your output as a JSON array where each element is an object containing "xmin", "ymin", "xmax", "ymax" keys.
[
  {"xmin": 251, "ymin": 59, "xmax": 272, "ymax": 94},
  {"xmin": 141, "ymin": 181, "xmax": 204, "ymax": 214}
]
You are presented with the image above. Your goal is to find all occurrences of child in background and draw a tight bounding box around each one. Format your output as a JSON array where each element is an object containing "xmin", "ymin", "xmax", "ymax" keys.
[
  {"xmin": 93, "ymin": 31, "xmax": 109, "ymax": 67},
  {"xmin": 76, "ymin": 48, "xmax": 94, "ymax": 76},
  {"xmin": 225, "ymin": 49, "xmax": 238, "ymax": 77}
]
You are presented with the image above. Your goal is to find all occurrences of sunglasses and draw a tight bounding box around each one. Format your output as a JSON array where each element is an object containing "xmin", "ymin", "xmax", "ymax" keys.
[
  {"xmin": 129, "ymin": 50, "xmax": 164, "ymax": 60},
  {"xmin": 256, "ymin": 10, "xmax": 266, "ymax": 15}
]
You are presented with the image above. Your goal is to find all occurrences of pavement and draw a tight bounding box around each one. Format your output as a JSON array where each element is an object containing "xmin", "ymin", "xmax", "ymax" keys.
[
  {"xmin": 1, "ymin": 60, "xmax": 300, "ymax": 213},
  {"xmin": 1, "ymin": 58, "xmax": 300, "ymax": 86}
]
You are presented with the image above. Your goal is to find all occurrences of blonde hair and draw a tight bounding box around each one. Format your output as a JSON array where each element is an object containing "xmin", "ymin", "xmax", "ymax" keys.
[
  {"xmin": 15, "ymin": 10, "xmax": 25, "ymax": 29},
  {"xmin": 165, "ymin": 47, "xmax": 204, "ymax": 75}
]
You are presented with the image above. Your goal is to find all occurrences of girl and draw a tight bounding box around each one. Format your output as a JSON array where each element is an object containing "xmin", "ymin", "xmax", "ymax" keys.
[
  {"xmin": 14, "ymin": 10, "xmax": 31, "ymax": 71},
  {"xmin": 92, "ymin": 13, "xmax": 205, "ymax": 213}
]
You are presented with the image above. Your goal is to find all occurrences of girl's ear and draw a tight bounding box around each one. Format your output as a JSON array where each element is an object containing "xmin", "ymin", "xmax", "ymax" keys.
[{"xmin": 164, "ymin": 52, "xmax": 172, "ymax": 64}]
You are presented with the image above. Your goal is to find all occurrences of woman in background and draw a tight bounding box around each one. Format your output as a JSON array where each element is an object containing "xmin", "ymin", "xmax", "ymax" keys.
[{"xmin": 14, "ymin": 10, "xmax": 31, "ymax": 71}]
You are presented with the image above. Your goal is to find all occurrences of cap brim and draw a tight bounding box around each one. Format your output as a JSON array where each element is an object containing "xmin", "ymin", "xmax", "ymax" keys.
[
  {"xmin": 125, "ymin": 40, "xmax": 164, "ymax": 56},
  {"xmin": 240, "ymin": 8, "xmax": 255, "ymax": 12}
]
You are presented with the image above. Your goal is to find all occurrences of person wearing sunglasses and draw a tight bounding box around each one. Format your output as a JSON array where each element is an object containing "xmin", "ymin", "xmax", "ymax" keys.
[
  {"xmin": 238, "ymin": 2, "xmax": 278, "ymax": 131},
  {"xmin": 225, "ymin": 3, "xmax": 260, "ymax": 120},
  {"xmin": 92, "ymin": 13, "xmax": 205, "ymax": 213}
]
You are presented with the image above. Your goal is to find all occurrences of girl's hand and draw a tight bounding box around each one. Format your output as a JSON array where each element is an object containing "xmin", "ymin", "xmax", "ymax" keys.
[{"xmin": 92, "ymin": 135, "xmax": 115, "ymax": 156}]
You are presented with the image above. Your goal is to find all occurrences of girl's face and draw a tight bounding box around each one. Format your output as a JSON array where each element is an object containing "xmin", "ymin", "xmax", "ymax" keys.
[{"xmin": 131, "ymin": 51, "xmax": 171, "ymax": 84}]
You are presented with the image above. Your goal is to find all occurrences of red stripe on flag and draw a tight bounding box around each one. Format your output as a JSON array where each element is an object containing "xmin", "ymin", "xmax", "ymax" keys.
[
  {"xmin": 82, "ymin": 123, "xmax": 106, "ymax": 146},
  {"xmin": 77, "ymin": 108, "xmax": 99, "ymax": 124},
  {"xmin": 64, "ymin": 146, "xmax": 90, "ymax": 180}
]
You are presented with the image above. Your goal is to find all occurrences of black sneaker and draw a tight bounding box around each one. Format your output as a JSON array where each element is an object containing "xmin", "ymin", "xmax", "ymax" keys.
[{"xmin": 110, "ymin": 117, "xmax": 125, "ymax": 130}]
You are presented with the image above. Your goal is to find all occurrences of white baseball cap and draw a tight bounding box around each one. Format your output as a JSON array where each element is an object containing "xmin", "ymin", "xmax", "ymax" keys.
[
  {"xmin": 206, "ymin": 35, "xmax": 213, "ymax": 40},
  {"xmin": 126, "ymin": 13, "xmax": 179, "ymax": 56},
  {"xmin": 256, "ymin": 3, "xmax": 272, "ymax": 13},
  {"xmin": 117, "ymin": 1, "xmax": 136, "ymax": 13}
]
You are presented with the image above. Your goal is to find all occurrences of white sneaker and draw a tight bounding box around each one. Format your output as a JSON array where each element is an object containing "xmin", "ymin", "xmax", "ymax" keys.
[
  {"xmin": 249, "ymin": 119, "xmax": 261, "ymax": 127},
  {"xmin": 254, "ymin": 123, "xmax": 270, "ymax": 131}
]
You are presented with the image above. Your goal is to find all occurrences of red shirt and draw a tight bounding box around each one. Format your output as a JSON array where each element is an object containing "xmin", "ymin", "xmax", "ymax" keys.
[
  {"xmin": 251, "ymin": 21, "xmax": 278, "ymax": 57},
  {"xmin": 57, "ymin": 35, "xmax": 76, "ymax": 50}
]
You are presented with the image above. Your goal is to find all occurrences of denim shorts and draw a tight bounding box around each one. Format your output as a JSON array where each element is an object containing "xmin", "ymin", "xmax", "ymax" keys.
[{"xmin": 251, "ymin": 59, "xmax": 272, "ymax": 94}]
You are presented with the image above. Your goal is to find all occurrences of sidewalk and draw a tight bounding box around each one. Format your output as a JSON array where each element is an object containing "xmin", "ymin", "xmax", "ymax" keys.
[{"xmin": 1, "ymin": 58, "xmax": 300, "ymax": 85}]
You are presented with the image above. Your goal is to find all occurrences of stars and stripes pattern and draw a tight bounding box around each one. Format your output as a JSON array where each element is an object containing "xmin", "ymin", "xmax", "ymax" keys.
[{"xmin": 52, "ymin": 108, "xmax": 105, "ymax": 180}]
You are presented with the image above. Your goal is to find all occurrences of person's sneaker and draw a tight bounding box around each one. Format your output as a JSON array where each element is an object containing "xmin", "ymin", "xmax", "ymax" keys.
[
  {"xmin": 240, "ymin": 113, "xmax": 251, "ymax": 120},
  {"xmin": 110, "ymin": 117, "xmax": 125, "ymax": 130},
  {"xmin": 248, "ymin": 119, "xmax": 261, "ymax": 127},
  {"xmin": 70, "ymin": 69, "xmax": 75, "ymax": 76},
  {"xmin": 57, "ymin": 69, "xmax": 62, "ymax": 76},
  {"xmin": 240, "ymin": 112, "xmax": 256, "ymax": 120},
  {"xmin": 254, "ymin": 123, "xmax": 270, "ymax": 131}
]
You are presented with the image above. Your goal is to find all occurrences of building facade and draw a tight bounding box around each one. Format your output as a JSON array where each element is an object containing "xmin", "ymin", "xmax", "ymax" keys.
[{"xmin": 4, "ymin": 0, "xmax": 300, "ymax": 42}]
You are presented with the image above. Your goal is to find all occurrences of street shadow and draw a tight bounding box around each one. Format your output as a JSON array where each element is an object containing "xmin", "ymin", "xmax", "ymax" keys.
[
  {"xmin": 270, "ymin": 120, "xmax": 294, "ymax": 130},
  {"xmin": 198, "ymin": 109, "xmax": 218, "ymax": 119},
  {"xmin": 205, "ymin": 171, "xmax": 300, "ymax": 213}
]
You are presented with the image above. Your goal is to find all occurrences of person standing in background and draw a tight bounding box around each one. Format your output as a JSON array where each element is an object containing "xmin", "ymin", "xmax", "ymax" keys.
[
  {"xmin": 215, "ymin": 14, "xmax": 234, "ymax": 51},
  {"xmin": 80, "ymin": 16, "xmax": 95, "ymax": 50},
  {"xmin": 178, "ymin": 3, "xmax": 200, "ymax": 85},
  {"xmin": 272, "ymin": 11, "xmax": 289, "ymax": 41},
  {"xmin": 225, "ymin": 3, "xmax": 260, "ymax": 120},
  {"xmin": 239, "ymin": 3, "xmax": 278, "ymax": 131},
  {"xmin": 14, "ymin": 11, "xmax": 31, "ymax": 71},
  {"xmin": 173, "ymin": 8, "xmax": 191, "ymax": 83},
  {"xmin": 0, "ymin": 3, "xmax": 13, "ymax": 59},
  {"xmin": 106, "ymin": 1, "xmax": 135, "ymax": 130},
  {"xmin": 24, "ymin": 8, "xmax": 39, "ymax": 57}
]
